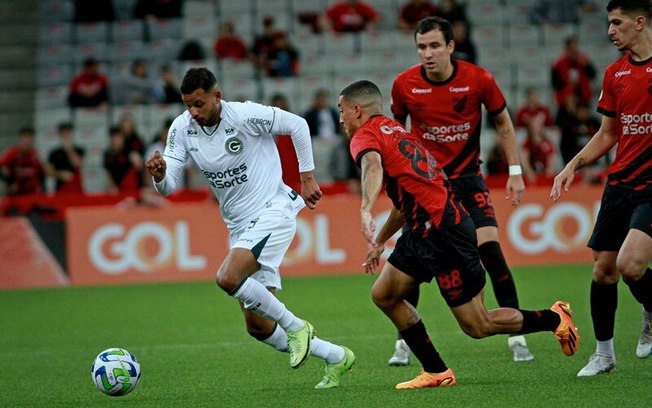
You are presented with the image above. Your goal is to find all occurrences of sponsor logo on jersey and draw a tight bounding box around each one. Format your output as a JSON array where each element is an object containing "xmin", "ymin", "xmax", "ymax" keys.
[
  {"xmin": 647, "ymin": 67, "xmax": 652, "ymax": 73},
  {"xmin": 246, "ymin": 117, "xmax": 272, "ymax": 127},
  {"xmin": 420, "ymin": 122, "xmax": 471, "ymax": 143},
  {"xmin": 225, "ymin": 128, "xmax": 235, "ymax": 135},
  {"xmin": 449, "ymin": 86, "xmax": 470, "ymax": 93},
  {"xmin": 168, "ymin": 128, "xmax": 177, "ymax": 152},
  {"xmin": 380, "ymin": 125, "xmax": 409, "ymax": 135},
  {"xmin": 620, "ymin": 112, "xmax": 652, "ymax": 135},
  {"xmin": 615, "ymin": 69, "xmax": 631, "ymax": 77},
  {"xmin": 453, "ymin": 95, "xmax": 467, "ymax": 113},
  {"xmin": 411, "ymin": 88, "xmax": 432, "ymax": 94},
  {"xmin": 225, "ymin": 137, "xmax": 244, "ymax": 155},
  {"xmin": 202, "ymin": 163, "xmax": 249, "ymax": 189},
  {"xmin": 189, "ymin": 147, "xmax": 198, "ymax": 152},
  {"xmin": 187, "ymin": 129, "xmax": 198, "ymax": 136}
]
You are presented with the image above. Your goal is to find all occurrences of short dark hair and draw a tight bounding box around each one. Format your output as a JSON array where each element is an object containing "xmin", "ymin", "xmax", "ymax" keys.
[
  {"xmin": 58, "ymin": 122, "xmax": 73, "ymax": 132},
  {"xmin": 18, "ymin": 126, "xmax": 34, "ymax": 136},
  {"xmin": 180, "ymin": 67, "xmax": 217, "ymax": 95},
  {"xmin": 415, "ymin": 16, "xmax": 454, "ymax": 44},
  {"xmin": 340, "ymin": 80, "xmax": 382, "ymax": 101},
  {"xmin": 607, "ymin": 0, "xmax": 652, "ymax": 20}
]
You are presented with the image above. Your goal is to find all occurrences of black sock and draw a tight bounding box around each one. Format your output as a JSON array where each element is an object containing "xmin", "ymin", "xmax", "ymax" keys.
[
  {"xmin": 397, "ymin": 287, "xmax": 421, "ymax": 340},
  {"xmin": 591, "ymin": 280, "xmax": 618, "ymax": 341},
  {"xmin": 400, "ymin": 320, "xmax": 447, "ymax": 373},
  {"xmin": 518, "ymin": 309, "xmax": 561, "ymax": 334},
  {"xmin": 478, "ymin": 241, "xmax": 519, "ymax": 309},
  {"xmin": 624, "ymin": 268, "xmax": 652, "ymax": 312}
]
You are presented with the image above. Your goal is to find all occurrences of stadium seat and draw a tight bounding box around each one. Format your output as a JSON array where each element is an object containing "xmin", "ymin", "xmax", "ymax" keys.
[
  {"xmin": 542, "ymin": 23, "xmax": 578, "ymax": 47},
  {"xmin": 39, "ymin": 22, "xmax": 74, "ymax": 45},
  {"xmin": 34, "ymin": 108, "xmax": 73, "ymax": 132},
  {"xmin": 110, "ymin": 40, "xmax": 150, "ymax": 62},
  {"xmin": 72, "ymin": 42, "xmax": 110, "ymax": 65},
  {"xmin": 38, "ymin": 0, "xmax": 74, "ymax": 23},
  {"xmin": 508, "ymin": 24, "xmax": 542, "ymax": 48},
  {"xmin": 261, "ymin": 77, "xmax": 300, "ymax": 105},
  {"xmin": 146, "ymin": 18, "xmax": 183, "ymax": 41},
  {"xmin": 37, "ymin": 43, "xmax": 75, "ymax": 65},
  {"xmin": 182, "ymin": 15, "xmax": 218, "ymax": 41},
  {"xmin": 111, "ymin": 20, "xmax": 145, "ymax": 43},
  {"xmin": 468, "ymin": 1, "xmax": 505, "ymax": 27},
  {"xmin": 74, "ymin": 21, "xmax": 110, "ymax": 44},
  {"xmin": 113, "ymin": 0, "xmax": 139, "ymax": 21},
  {"xmin": 35, "ymin": 86, "xmax": 69, "ymax": 111},
  {"xmin": 36, "ymin": 64, "xmax": 73, "ymax": 88}
]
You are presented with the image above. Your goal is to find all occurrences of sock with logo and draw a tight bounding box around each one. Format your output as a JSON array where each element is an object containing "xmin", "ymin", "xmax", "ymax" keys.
[
  {"xmin": 231, "ymin": 277, "xmax": 304, "ymax": 332},
  {"xmin": 400, "ymin": 320, "xmax": 448, "ymax": 373}
]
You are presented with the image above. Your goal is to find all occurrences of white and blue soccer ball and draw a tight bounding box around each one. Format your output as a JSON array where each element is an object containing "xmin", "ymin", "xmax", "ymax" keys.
[{"xmin": 91, "ymin": 347, "xmax": 141, "ymax": 396}]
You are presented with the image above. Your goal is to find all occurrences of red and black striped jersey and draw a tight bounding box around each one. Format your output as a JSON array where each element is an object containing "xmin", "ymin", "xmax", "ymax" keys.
[
  {"xmin": 391, "ymin": 59, "xmax": 506, "ymax": 179},
  {"xmin": 598, "ymin": 54, "xmax": 652, "ymax": 191},
  {"xmin": 349, "ymin": 115, "xmax": 464, "ymax": 235}
]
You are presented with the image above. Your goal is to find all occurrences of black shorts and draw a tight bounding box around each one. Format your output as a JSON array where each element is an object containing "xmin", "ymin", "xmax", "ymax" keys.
[
  {"xmin": 450, "ymin": 175, "xmax": 498, "ymax": 229},
  {"xmin": 588, "ymin": 184, "xmax": 652, "ymax": 251},
  {"xmin": 388, "ymin": 216, "xmax": 486, "ymax": 307}
]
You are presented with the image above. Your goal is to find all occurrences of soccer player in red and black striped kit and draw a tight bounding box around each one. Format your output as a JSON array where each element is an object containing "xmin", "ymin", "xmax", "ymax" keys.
[
  {"xmin": 388, "ymin": 16, "xmax": 532, "ymax": 364},
  {"xmin": 552, "ymin": 0, "xmax": 652, "ymax": 377},
  {"xmin": 339, "ymin": 79, "xmax": 578, "ymax": 389}
]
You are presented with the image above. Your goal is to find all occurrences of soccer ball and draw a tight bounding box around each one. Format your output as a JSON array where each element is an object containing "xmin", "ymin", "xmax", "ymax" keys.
[{"xmin": 91, "ymin": 347, "xmax": 141, "ymax": 396}]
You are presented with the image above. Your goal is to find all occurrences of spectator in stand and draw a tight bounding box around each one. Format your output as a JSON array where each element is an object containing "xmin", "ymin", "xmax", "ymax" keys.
[
  {"xmin": 304, "ymin": 88, "xmax": 341, "ymax": 139},
  {"xmin": 46, "ymin": 122, "xmax": 85, "ymax": 194},
  {"xmin": 529, "ymin": 0, "xmax": 598, "ymax": 25},
  {"xmin": 556, "ymin": 95, "xmax": 602, "ymax": 165},
  {"xmin": 74, "ymin": 0, "xmax": 115, "ymax": 22},
  {"xmin": 68, "ymin": 57, "xmax": 109, "ymax": 109},
  {"xmin": 0, "ymin": 127, "xmax": 45, "ymax": 196},
  {"xmin": 328, "ymin": 132, "xmax": 361, "ymax": 194},
  {"xmin": 435, "ymin": 0, "xmax": 469, "ymax": 26},
  {"xmin": 117, "ymin": 113, "xmax": 145, "ymax": 166},
  {"xmin": 452, "ymin": 19, "xmax": 476, "ymax": 64},
  {"xmin": 251, "ymin": 16, "xmax": 286, "ymax": 75},
  {"xmin": 104, "ymin": 126, "xmax": 142, "ymax": 194},
  {"xmin": 213, "ymin": 21, "xmax": 249, "ymax": 62},
  {"xmin": 133, "ymin": 0, "xmax": 183, "ymax": 20},
  {"xmin": 321, "ymin": 0, "xmax": 380, "ymax": 33},
  {"xmin": 551, "ymin": 35, "xmax": 597, "ymax": 109},
  {"xmin": 266, "ymin": 33, "xmax": 300, "ymax": 77},
  {"xmin": 178, "ymin": 40, "xmax": 206, "ymax": 61},
  {"xmin": 399, "ymin": 0, "xmax": 438, "ymax": 31},
  {"xmin": 520, "ymin": 116, "xmax": 557, "ymax": 184},
  {"xmin": 153, "ymin": 64, "xmax": 182, "ymax": 104},
  {"xmin": 514, "ymin": 87, "xmax": 554, "ymax": 130},
  {"xmin": 113, "ymin": 59, "xmax": 155, "ymax": 105},
  {"xmin": 485, "ymin": 136, "xmax": 510, "ymax": 177}
]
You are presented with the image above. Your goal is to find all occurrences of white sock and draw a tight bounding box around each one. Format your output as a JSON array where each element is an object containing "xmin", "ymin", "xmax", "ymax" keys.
[
  {"xmin": 232, "ymin": 277, "xmax": 304, "ymax": 332},
  {"xmin": 596, "ymin": 339, "xmax": 615, "ymax": 357},
  {"xmin": 261, "ymin": 324, "xmax": 288, "ymax": 352},
  {"xmin": 311, "ymin": 338, "xmax": 345, "ymax": 364}
]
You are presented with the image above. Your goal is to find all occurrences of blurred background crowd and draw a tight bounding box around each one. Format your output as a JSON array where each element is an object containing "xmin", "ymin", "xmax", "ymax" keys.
[{"xmin": 0, "ymin": 0, "xmax": 617, "ymax": 213}]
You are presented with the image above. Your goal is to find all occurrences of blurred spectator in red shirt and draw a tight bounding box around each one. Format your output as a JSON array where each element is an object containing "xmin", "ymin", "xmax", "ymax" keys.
[
  {"xmin": 399, "ymin": 0, "xmax": 437, "ymax": 31},
  {"xmin": 514, "ymin": 87, "xmax": 554, "ymax": 130},
  {"xmin": 68, "ymin": 57, "xmax": 109, "ymax": 109},
  {"xmin": 551, "ymin": 36, "xmax": 596, "ymax": 108},
  {"xmin": 213, "ymin": 21, "xmax": 249, "ymax": 61},
  {"xmin": 0, "ymin": 127, "xmax": 45, "ymax": 196},
  {"xmin": 321, "ymin": 0, "xmax": 380, "ymax": 33},
  {"xmin": 520, "ymin": 116, "xmax": 557, "ymax": 184},
  {"xmin": 46, "ymin": 122, "xmax": 85, "ymax": 194}
]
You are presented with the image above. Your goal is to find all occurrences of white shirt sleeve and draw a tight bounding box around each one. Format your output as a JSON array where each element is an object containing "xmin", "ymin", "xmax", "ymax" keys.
[
  {"xmin": 271, "ymin": 108, "xmax": 315, "ymax": 173},
  {"xmin": 153, "ymin": 117, "xmax": 188, "ymax": 196}
]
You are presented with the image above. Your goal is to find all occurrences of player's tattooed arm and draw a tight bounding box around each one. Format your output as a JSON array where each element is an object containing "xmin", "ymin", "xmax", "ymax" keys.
[{"xmin": 576, "ymin": 158, "xmax": 586, "ymax": 170}]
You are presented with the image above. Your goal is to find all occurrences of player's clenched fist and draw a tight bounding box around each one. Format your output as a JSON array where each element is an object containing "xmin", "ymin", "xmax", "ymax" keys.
[{"xmin": 145, "ymin": 151, "xmax": 167, "ymax": 182}]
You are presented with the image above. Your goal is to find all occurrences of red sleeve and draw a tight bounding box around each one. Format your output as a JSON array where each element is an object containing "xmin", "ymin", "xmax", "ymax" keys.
[
  {"xmin": 350, "ymin": 128, "xmax": 381, "ymax": 165},
  {"xmin": 481, "ymin": 69, "xmax": 507, "ymax": 115},
  {"xmin": 358, "ymin": 3, "xmax": 380, "ymax": 20}
]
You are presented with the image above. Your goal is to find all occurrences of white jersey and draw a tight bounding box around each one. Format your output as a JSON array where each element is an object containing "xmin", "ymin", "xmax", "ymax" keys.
[{"xmin": 156, "ymin": 100, "xmax": 315, "ymax": 232}]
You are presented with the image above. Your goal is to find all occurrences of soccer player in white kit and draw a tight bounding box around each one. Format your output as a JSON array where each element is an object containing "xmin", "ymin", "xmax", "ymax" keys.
[{"xmin": 145, "ymin": 67, "xmax": 355, "ymax": 389}]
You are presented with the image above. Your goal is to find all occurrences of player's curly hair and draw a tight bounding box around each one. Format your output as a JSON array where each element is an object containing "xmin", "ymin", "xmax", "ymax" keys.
[
  {"xmin": 180, "ymin": 67, "xmax": 217, "ymax": 94},
  {"xmin": 414, "ymin": 16, "xmax": 454, "ymax": 44}
]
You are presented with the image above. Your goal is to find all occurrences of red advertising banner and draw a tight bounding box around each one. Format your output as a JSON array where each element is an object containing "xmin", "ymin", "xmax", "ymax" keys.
[{"xmin": 66, "ymin": 185, "xmax": 603, "ymax": 286}]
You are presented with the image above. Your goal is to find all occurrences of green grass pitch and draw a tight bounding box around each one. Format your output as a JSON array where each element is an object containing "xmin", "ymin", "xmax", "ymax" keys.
[{"xmin": 1, "ymin": 265, "xmax": 649, "ymax": 407}]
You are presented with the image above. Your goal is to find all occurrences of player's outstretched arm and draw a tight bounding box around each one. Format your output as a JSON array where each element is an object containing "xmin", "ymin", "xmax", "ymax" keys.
[
  {"xmin": 493, "ymin": 109, "xmax": 524, "ymax": 207},
  {"xmin": 359, "ymin": 151, "xmax": 383, "ymax": 244}
]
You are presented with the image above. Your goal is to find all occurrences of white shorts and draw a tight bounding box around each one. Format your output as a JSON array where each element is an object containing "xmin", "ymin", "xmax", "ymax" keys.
[{"xmin": 229, "ymin": 189, "xmax": 304, "ymax": 290}]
